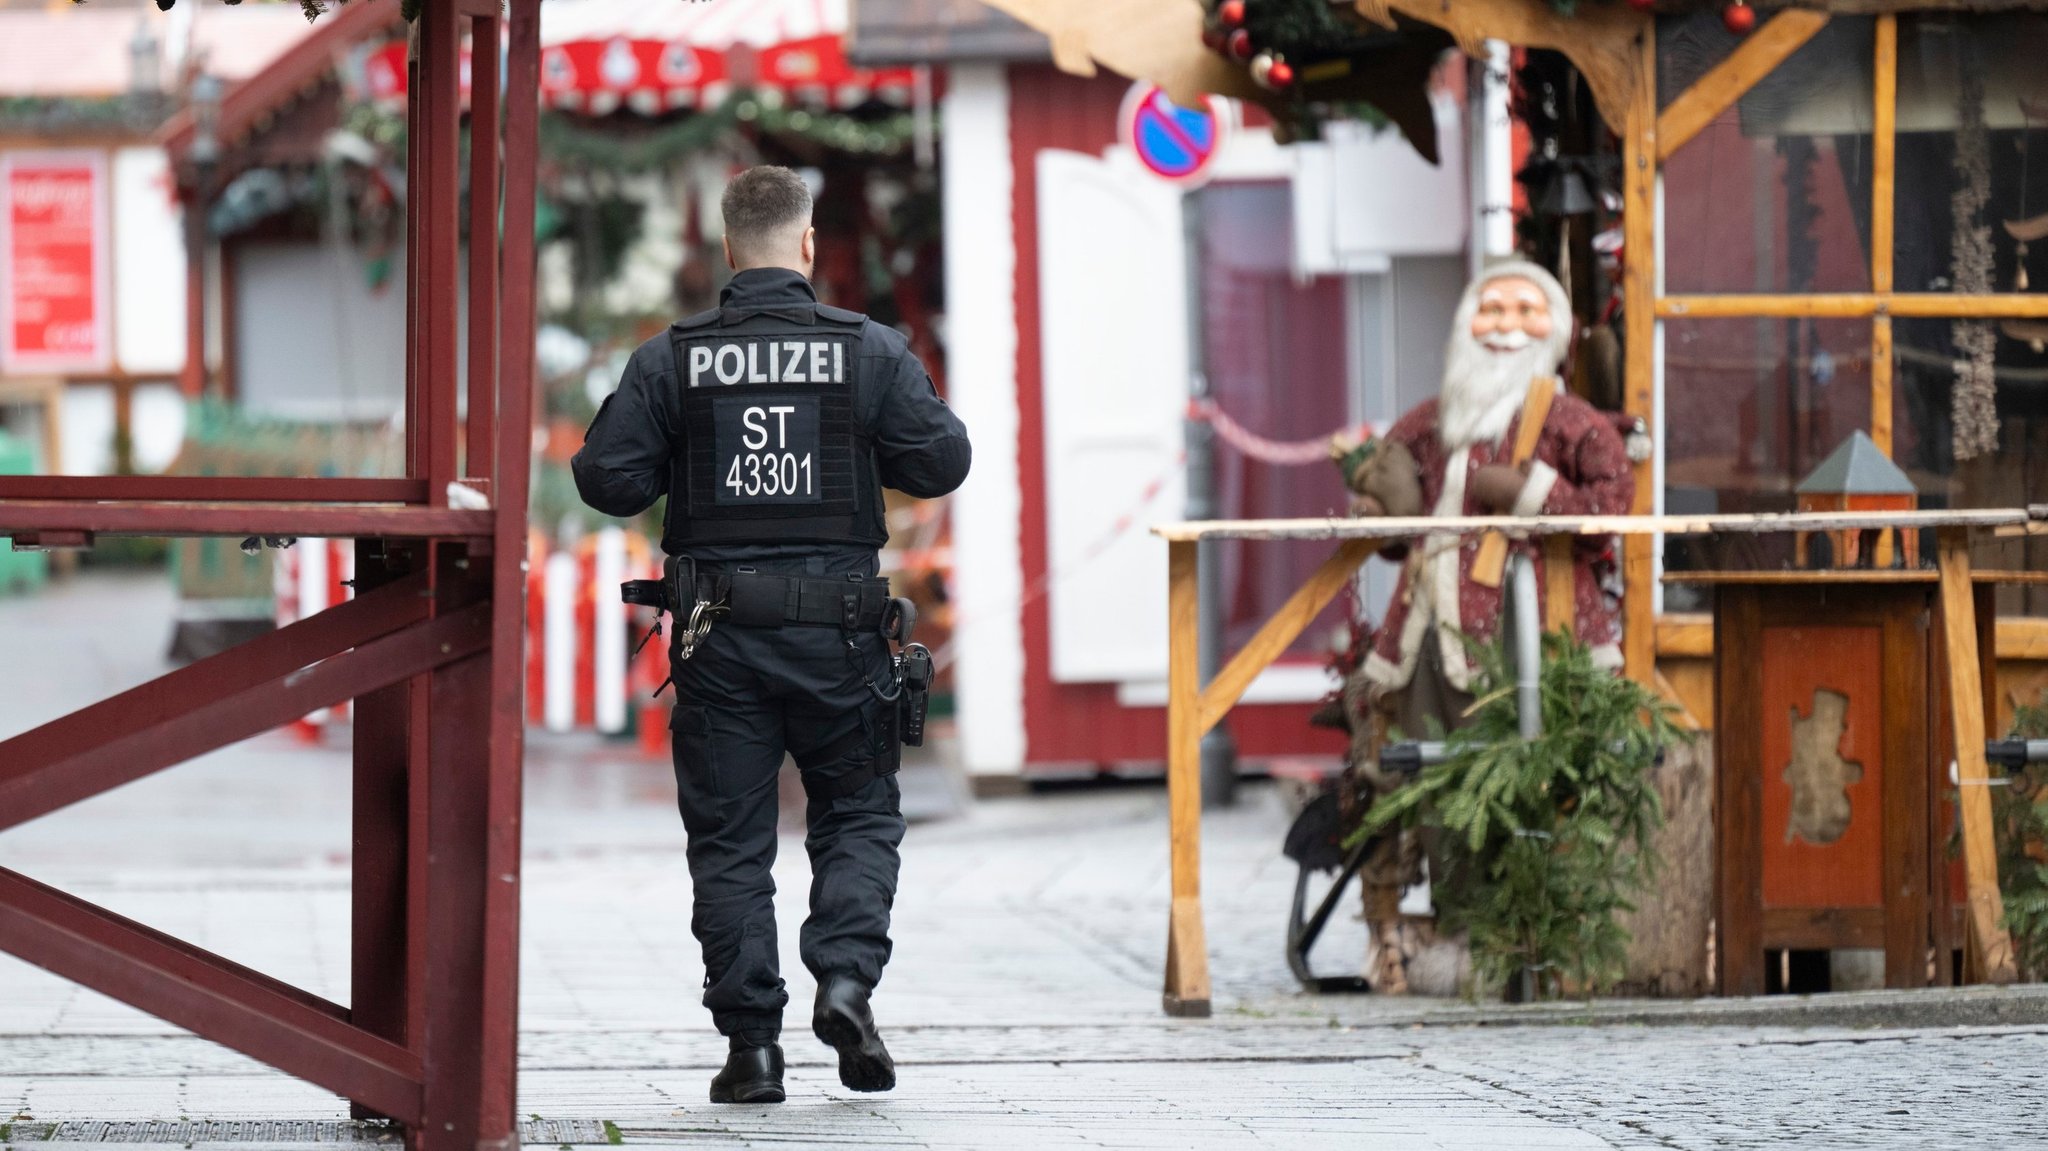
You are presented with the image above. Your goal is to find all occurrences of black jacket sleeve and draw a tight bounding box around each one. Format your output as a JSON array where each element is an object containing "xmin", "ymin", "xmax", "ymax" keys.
[
  {"xmin": 872, "ymin": 348, "xmax": 971, "ymax": 499},
  {"xmin": 571, "ymin": 340, "xmax": 674, "ymax": 518}
]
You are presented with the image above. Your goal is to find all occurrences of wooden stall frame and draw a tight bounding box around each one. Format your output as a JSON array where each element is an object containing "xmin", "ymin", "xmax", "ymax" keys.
[{"xmin": 1153, "ymin": 508, "xmax": 2038, "ymax": 1014}]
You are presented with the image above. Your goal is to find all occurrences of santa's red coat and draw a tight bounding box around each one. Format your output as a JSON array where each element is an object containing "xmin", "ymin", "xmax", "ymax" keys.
[{"xmin": 1363, "ymin": 390, "xmax": 1636, "ymax": 694}]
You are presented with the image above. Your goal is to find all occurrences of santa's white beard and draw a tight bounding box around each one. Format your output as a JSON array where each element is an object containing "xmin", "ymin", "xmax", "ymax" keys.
[{"xmin": 1437, "ymin": 335, "xmax": 1556, "ymax": 450}]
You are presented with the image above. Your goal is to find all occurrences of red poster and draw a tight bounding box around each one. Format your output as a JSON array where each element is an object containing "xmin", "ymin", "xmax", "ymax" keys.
[{"xmin": 1, "ymin": 150, "xmax": 110, "ymax": 372}]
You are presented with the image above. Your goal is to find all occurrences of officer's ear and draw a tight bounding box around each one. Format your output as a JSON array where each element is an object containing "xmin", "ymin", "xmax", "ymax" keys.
[
  {"xmin": 723, "ymin": 234, "xmax": 736, "ymax": 272},
  {"xmin": 801, "ymin": 227, "xmax": 816, "ymax": 267}
]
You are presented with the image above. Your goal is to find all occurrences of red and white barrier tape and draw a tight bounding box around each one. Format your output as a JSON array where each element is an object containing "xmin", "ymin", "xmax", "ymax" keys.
[{"xmin": 1187, "ymin": 398, "xmax": 1341, "ymax": 467}]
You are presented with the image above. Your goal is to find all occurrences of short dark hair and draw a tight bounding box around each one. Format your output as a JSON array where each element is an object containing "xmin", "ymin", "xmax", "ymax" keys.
[{"xmin": 721, "ymin": 166, "xmax": 812, "ymax": 266}]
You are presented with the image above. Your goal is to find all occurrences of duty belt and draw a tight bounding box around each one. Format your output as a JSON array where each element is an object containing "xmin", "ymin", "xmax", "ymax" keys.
[
  {"xmin": 622, "ymin": 556, "xmax": 931, "ymax": 750},
  {"xmin": 621, "ymin": 557, "xmax": 892, "ymax": 648}
]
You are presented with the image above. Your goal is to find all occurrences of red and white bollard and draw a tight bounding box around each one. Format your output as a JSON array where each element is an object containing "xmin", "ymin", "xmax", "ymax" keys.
[{"xmin": 274, "ymin": 539, "xmax": 356, "ymax": 741}]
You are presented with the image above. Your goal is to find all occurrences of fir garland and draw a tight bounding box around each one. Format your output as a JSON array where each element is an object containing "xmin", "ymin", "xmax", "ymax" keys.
[
  {"xmin": 538, "ymin": 92, "xmax": 920, "ymax": 173},
  {"xmin": 1354, "ymin": 633, "xmax": 1689, "ymax": 1000}
]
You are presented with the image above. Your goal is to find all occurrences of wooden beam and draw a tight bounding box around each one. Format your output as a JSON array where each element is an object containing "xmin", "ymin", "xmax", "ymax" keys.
[
  {"xmin": 1872, "ymin": 15, "xmax": 1897, "ymax": 296},
  {"xmin": 1659, "ymin": 612, "xmax": 2048, "ymax": 660},
  {"xmin": 1869, "ymin": 16, "xmax": 1898, "ymax": 470},
  {"xmin": 1369, "ymin": 0, "xmax": 1648, "ymax": 133},
  {"xmin": 1658, "ymin": 293, "xmax": 2048, "ymax": 319},
  {"xmin": 1198, "ymin": 539, "xmax": 1374, "ymax": 734},
  {"xmin": 1936, "ymin": 529, "xmax": 2018, "ymax": 984},
  {"xmin": 1622, "ymin": 22, "xmax": 1659, "ymax": 688},
  {"xmin": 1999, "ymin": 617, "xmax": 2048, "ymax": 660},
  {"xmin": 1656, "ymin": 612, "xmax": 1713, "ymax": 658},
  {"xmin": 1152, "ymin": 508, "xmax": 2038, "ymax": 543},
  {"xmin": 1162, "ymin": 539, "xmax": 1210, "ymax": 1017},
  {"xmin": 1656, "ymin": 10, "xmax": 1830, "ymax": 161}
]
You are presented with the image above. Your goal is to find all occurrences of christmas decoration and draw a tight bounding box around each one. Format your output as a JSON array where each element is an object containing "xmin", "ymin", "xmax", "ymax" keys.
[
  {"xmin": 1723, "ymin": 2, "xmax": 1756, "ymax": 35},
  {"xmin": 1626, "ymin": 0, "xmax": 1655, "ymax": 11},
  {"xmin": 1218, "ymin": 0, "xmax": 1245, "ymax": 28},
  {"xmin": 1227, "ymin": 28, "xmax": 1255, "ymax": 62},
  {"xmin": 1267, "ymin": 57, "xmax": 1295, "ymax": 91},
  {"xmin": 1250, "ymin": 51, "xmax": 1275, "ymax": 88}
]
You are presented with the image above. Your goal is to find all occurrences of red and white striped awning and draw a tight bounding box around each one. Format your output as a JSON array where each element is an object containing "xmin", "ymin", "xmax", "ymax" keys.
[{"xmin": 536, "ymin": 0, "xmax": 916, "ymax": 115}]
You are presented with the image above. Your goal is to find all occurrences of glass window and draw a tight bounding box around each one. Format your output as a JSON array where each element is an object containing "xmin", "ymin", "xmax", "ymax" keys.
[
  {"xmin": 1893, "ymin": 313, "xmax": 2048, "ymax": 615},
  {"xmin": 1893, "ymin": 13, "xmax": 2048, "ymax": 295},
  {"xmin": 1661, "ymin": 316, "xmax": 1873, "ymax": 607},
  {"xmin": 1195, "ymin": 182, "xmax": 1354, "ymax": 655},
  {"xmin": 1661, "ymin": 16, "xmax": 1875, "ymax": 296}
]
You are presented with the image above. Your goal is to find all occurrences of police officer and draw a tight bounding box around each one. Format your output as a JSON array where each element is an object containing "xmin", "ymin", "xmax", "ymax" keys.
[{"xmin": 572, "ymin": 166, "xmax": 970, "ymax": 1104}]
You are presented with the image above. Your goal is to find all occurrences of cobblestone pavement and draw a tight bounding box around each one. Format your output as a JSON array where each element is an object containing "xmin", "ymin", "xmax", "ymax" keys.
[{"xmin": 4, "ymin": 576, "xmax": 2048, "ymax": 1148}]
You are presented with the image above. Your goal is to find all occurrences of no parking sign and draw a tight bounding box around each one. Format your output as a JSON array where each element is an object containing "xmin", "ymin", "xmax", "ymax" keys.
[{"xmin": 1118, "ymin": 83, "xmax": 1229, "ymax": 186}]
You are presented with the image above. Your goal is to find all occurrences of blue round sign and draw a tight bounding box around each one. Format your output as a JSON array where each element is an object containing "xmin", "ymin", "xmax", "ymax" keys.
[{"xmin": 1119, "ymin": 84, "xmax": 1224, "ymax": 184}]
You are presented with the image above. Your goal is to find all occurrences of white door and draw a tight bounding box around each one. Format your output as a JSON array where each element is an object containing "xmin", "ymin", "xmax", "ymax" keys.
[{"xmin": 1036, "ymin": 148, "xmax": 1188, "ymax": 683}]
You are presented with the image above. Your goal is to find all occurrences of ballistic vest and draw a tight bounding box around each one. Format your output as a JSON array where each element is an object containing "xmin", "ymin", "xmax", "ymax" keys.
[{"xmin": 664, "ymin": 302, "xmax": 882, "ymax": 548}]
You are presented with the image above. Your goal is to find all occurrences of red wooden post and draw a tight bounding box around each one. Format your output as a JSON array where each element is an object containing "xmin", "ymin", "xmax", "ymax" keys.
[{"xmin": 0, "ymin": 0, "xmax": 539, "ymax": 1142}]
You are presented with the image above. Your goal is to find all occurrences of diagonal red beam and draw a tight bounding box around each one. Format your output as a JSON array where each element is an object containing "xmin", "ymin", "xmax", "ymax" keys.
[
  {"xmin": 0, "ymin": 601, "xmax": 492, "ymax": 833},
  {"xmin": 0, "ymin": 866, "xmax": 423, "ymax": 1123},
  {"xmin": 0, "ymin": 571, "xmax": 429, "ymax": 783}
]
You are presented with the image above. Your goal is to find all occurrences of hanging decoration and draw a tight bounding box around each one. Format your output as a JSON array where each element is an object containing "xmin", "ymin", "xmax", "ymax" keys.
[
  {"xmin": 2006, "ymin": 110, "xmax": 2044, "ymax": 350},
  {"xmin": 535, "ymin": 90, "xmax": 920, "ymax": 174},
  {"xmin": 1951, "ymin": 55, "xmax": 2000, "ymax": 462},
  {"xmin": 1722, "ymin": 2, "xmax": 1756, "ymax": 36}
]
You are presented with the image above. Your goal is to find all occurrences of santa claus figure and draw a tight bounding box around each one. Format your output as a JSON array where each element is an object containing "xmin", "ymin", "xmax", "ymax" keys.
[{"xmin": 1335, "ymin": 259, "xmax": 1636, "ymax": 993}]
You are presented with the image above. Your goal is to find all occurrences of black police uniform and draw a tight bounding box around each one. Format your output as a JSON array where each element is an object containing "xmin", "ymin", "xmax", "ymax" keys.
[{"xmin": 571, "ymin": 267, "xmax": 970, "ymax": 1057}]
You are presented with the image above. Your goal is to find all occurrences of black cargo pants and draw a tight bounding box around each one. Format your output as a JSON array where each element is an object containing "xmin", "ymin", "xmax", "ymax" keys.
[{"xmin": 668, "ymin": 607, "xmax": 904, "ymax": 1046}]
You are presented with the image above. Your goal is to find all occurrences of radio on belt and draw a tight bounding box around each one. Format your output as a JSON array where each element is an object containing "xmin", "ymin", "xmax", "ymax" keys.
[{"xmin": 897, "ymin": 643, "xmax": 934, "ymax": 748}]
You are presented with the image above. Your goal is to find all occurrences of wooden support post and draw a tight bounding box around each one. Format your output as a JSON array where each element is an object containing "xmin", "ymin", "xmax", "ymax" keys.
[
  {"xmin": 1543, "ymin": 536, "xmax": 1576, "ymax": 632},
  {"xmin": 1935, "ymin": 529, "xmax": 2018, "ymax": 983},
  {"xmin": 1869, "ymin": 16, "xmax": 1898, "ymax": 565},
  {"xmin": 1621, "ymin": 27, "xmax": 1657, "ymax": 686},
  {"xmin": 1655, "ymin": 10, "xmax": 1830, "ymax": 161},
  {"xmin": 1163, "ymin": 539, "xmax": 1210, "ymax": 1017}
]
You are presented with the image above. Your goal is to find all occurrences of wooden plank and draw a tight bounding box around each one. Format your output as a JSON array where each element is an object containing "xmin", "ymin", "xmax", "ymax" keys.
[
  {"xmin": 1999, "ymin": 617, "xmax": 2048, "ymax": 660},
  {"xmin": 1661, "ymin": 614, "xmax": 2048, "ymax": 661},
  {"xmin": 1872, "ymin": 15, "xmax": 1897, "ymax": 296},
  {"xmin": 1542, "ymin": 536, "xmax": 1577, "ymax": 633},
  {"xmin": 1715, "ymin": 586, "xmax": 1766, "ymax": 996},
  {"xmin": 1871, "ymin": 318, "xmax": 1895, "ymax": 461},
  {"xmin": 1162, "ymin": 539, "xmax": 1209, "ymax": 1016},
  {"xmin": 1657, "ymin": 613, "xmax": 1714, "ymax": 657},
  {"xmin": 1197, "ymin": 539, "xmax": 1374, "ymax": 734},
  {"xmin": 1657, "ymin": 293, "xmax": 2048, "ymax": 319},
  {"xmin": 1935, "ymin": 529, "xmax": 2018, "ymax": 983},
  {"xmin": 1655, "ymin": 9, "xmax": 1830, "ymax": 160},
  {"xmin": 1881, "ymin": 587, "xmax": 1931, "ymax": 987},
  {"xmin": 1472, "ymin": 379, "xmax": 1556, "ymax": 588},
  {"xmin": 1151, "ymin": 507, "xmax": 2036, "ymax": 543},
  {"xmin": 1665, "ymin": 569, "xmax": 2048, "ymax": 586},
  {"xmin": 1762, "ymin": 907, "xmax": 1886, "ymax": 952},
  {"xmin": 1623, "ymin": 22, "xmax": 1658, "ymax": 688}
]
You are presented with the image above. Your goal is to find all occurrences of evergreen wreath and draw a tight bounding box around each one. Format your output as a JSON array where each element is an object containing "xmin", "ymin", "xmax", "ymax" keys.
[{"xmin": 1353, "ymin": 631, "xmax": 1688, "ymax": 1000}]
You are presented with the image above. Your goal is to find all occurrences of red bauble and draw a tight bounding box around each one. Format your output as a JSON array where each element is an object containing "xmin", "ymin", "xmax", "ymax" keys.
[
  {"xmin": 1202, "ymin": 25, "xmax": 1226, "ymax": 51},
  {"xmin": 1267, "ymin": 59, "xmax": 1295, "ymax": 89},
  {"xmin": 1626, "ymin": 0, "xmax": 1655, "ymax": 12},
  {"xmin": 1218, "ymin": 0, "xmax": 1246, "ymax": 28},
  {"xmin": 1723, "ymin": 1, "xmax": 1755, "ymax": 34},
  {"xmin": 1226, "ymin": 28, "xmax": 1254, "ymax": 61}
]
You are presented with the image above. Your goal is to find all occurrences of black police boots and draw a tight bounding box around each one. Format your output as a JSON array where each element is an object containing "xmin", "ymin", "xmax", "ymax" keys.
[
  {"xmin": 709, "ymin": 1039, "xmax": 785, "ymax": 1104},
  {"xmin": 812, "ymin": 975, "xmax": 895, "ymax": 1092}
]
